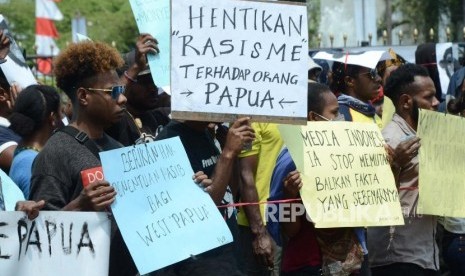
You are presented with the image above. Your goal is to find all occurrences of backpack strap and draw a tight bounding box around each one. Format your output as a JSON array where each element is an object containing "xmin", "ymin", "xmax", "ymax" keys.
[{"xmin": 60, "ymin": 125, "xmax": 101, "ymax": 160}]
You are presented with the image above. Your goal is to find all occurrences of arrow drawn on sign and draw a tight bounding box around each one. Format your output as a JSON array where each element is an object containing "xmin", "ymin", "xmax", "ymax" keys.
[
  {"xmin": 180, "ymin": 90, "xmax": 194, "ymax": 97},
  {"xmin": 279, "ymin": 98, "xmax": 297, "ymax": 109}
]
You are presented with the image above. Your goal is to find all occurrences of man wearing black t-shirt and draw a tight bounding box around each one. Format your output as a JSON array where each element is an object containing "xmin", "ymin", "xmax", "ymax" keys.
[
  {"xmin": 29, "ymin": 41, "xmax": 137, "ymax": 276},
  {"xmin": 107, "ymin": 34, "xmax": 170, "ymax": 146},
  {"xmin": 153, "ymin": 118, "xmax": 255, "ymax": 276}
]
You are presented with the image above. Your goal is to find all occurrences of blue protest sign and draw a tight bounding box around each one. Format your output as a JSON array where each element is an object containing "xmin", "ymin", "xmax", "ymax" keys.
[
  {"xmin": 99, "ymin": 137, "xmax": 232, "ymax": 274},
  {"xmin": 129, "ymin": 0, "xmax": 170, "ymax": 89}
]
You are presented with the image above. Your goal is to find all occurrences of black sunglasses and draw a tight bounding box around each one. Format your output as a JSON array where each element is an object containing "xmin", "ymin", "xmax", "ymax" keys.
[{"xmin": 358, "ymin": 68, "xmax": 379, "ymax": 80}]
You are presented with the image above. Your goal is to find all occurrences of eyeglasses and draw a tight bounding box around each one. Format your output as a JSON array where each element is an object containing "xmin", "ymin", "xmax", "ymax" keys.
[
  {"xmin": 358, "ymin": 68, "xmax": 379, "ymax": 80},
  {"xmin": 85, "ymin": 85, "xmax": 125, "ymax": 100}
]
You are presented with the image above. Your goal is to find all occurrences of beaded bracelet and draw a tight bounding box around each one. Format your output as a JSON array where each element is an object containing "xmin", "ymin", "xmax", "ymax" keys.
[{"xmin": 124, "ymin": 70, "xmax": 137, "ymax": 83}]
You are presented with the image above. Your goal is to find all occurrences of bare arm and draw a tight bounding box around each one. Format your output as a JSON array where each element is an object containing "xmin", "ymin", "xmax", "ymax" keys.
[
  {"xmin": 204, "ymin": 117, "xmax": 255, "ymax": 205},
  {"xmin": 239, "ymin": 154, "xmax": 274, "ymax": 267},
  {"xmin": 0, "ymin": 145, "xmax": 16, "ymax": 173}
]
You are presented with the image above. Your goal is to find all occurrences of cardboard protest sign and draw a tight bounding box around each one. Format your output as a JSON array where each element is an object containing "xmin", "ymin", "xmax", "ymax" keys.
[
  {"xmin": 0, "ymin": 211, "xmax": 110, "ymax": 276},
  {"xmin": 129, "ymin": 0, "xmax": 170, "ymax": 90},
  {"xmin": 279, "ymin": 122, "xmax": 404, "ymax": 228},
  {"xmin": 0, "ymin": 169, "xmax": 25, "ymax": 211},
  {"xmin": 0, "ymin": 15, "xmax": 37, "ymax": 89},
  {"xmin": 99, "ymin": 137, "xmax": 233, "ymax": 274},
  {"xmin": 171, "ymin": 0, "xmax": 308, "ymax": 124},
  {"xmin": 417, "ymin": 109, "xmax": 465, "ymax": 217}
]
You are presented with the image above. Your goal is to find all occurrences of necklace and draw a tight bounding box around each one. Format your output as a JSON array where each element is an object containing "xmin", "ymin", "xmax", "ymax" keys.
[{"xmin": 14, "ymin": 146, "xmax": 40, "ymax": 157}]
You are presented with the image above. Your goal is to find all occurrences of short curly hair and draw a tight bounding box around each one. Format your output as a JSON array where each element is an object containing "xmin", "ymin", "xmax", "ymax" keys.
[
  {"xmin": 384, "ymin": 63, "xmax": 429, "ymax": 106},
  {"xmin": 53, "ymin": 41, "xmax": 124, "ymax": 102}
]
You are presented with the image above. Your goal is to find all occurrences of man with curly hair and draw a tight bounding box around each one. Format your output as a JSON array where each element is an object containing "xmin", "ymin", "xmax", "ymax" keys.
[
  {"xmin": 368, "ymin": 64, "xmax": 440, "ymax": 276},
  {"xmin": 29, "ymin": 41, "xmax": 137, "ymax": 276}
]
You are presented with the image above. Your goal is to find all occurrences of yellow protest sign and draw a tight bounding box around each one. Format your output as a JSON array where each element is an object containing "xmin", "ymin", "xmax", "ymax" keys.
[
  {"xmin": 382, "ymin": 96, "xmax": 395, "ymax": 129},
  {"xmin": 417, "ymin": 109, "xmax": 465, "ymax": 217},
  {"xmin": 279, "ymin": 122, "xmax": 404, "ymax": 228}
]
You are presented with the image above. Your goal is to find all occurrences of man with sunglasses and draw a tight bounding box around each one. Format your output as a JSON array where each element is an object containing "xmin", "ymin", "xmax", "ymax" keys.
[
  {"xmin": 29, "ymin": 41, "xmax": 137, "ymax": 276},
  {"xmin": 331, "ymin": 61, "xmax": 383, "ymax": 129},
  {"xmin": 329, "ymin": 59, "xmax": 384, "ymax": 276},
  {"xmin": 107, "ymin": 34, "xmax": 170, "ymax": 146}
]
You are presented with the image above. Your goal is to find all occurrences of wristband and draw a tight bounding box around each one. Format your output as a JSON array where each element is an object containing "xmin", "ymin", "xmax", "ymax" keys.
[{"xmin": 124, "ymin": 70, "xmax": 137, "ymax": 83}]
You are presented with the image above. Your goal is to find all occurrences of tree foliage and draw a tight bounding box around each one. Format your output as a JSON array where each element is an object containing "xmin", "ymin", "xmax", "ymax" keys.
[
  {"xmin": 0, "ymin": 0, "xmax": 138, "ymax": 55},
  {"xmin": 392, "ymin": 0, "xmax": 464, "ymax": 42}
]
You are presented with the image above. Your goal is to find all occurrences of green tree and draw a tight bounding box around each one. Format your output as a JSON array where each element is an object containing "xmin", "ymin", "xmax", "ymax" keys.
[
  {"xmin": 0, "ymin": 0, "xmax": 138, "ymax": 55},
  {"xmin": 390, "ymin": 0, "xmax": 464, "ymax": 42}
]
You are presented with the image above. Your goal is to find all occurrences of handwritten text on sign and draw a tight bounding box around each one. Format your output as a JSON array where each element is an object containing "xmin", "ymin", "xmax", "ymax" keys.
[
  {"xmin": 0, "ymin": 211, "xmax": 110, "ymax": 276},
  {"xmin": 279, "ymin": 122, "xmax": 404, "ymax": 228},
  {"xmin": 417, "ymin": 109, "xmax": 465, "ymax": 217},
  {"xmin": 129, "ymin": 0, "xmax": 170, "ymax": 88},
  {"xmin": 171, "ymin": 0, "xmax": 308, "ymax": 123},
  {"xmin": 99, "ymin": 137, "xmax": 232, "ymax": 275}
]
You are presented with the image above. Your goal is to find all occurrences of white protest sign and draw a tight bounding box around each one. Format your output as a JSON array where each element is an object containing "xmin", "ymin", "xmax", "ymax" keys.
[
  {"xmin": 0, "ymin": 211, "xmax": 111, "ymax": 276},
  {"xmin": 0, "ymin": 15, "xmax": 37, "ymax": 89},
  {"xmin": 171, "ymin": 0, "xmax": 308, "ymax": 124},
  {"xmin": 100, "ymin": 137, "xmax": 233, "ymax": 274}
]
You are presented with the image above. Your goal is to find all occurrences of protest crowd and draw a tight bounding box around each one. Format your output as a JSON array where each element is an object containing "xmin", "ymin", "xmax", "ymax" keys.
[{"xmin": 1, "ymin": 1, "xmax": 465, "ymax": 276}]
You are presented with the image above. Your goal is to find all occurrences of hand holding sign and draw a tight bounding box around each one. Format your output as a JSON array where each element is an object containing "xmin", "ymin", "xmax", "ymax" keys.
[
  {"xmin": 391, "ymin": 136, "xmax": 421, "ymax": 169},
  {"xmin": 15, "ymin": 199, "xmax": 45, "ymax": 220},
  {"xmin": 283, "ymin": 170, "xmax": 302, "ymax": 199},
  {"xmin": 137, "ymin": 33, "xmax": 159, "ymax": 55},
  {"xmin": 79, "ymin": 180, "xmax": 116, "ymax": 211},
  {"xmin": 224, "ymin": 117, "xmax": 255, "ymax": 156},
  {"xmin": 0, "ymin": 29, "xmax": 10, "ymax": 60},
  {"xmin": 193, "ymin": 171, "xmax": 213, "ymax": 191}
]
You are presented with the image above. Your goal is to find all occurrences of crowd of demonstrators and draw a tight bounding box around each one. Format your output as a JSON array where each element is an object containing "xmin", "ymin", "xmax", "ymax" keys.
[{"xmin": 2, "ymin": 18, "xmax": 465, "ymax": 276}]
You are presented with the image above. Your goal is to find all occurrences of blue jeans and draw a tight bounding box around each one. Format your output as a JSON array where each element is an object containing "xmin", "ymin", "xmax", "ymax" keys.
[{"xmin": 442, "ymin": 229, "xmax": 465, "ymax": 276}]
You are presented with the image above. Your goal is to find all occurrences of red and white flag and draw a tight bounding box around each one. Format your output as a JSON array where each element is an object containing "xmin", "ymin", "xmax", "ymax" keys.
[{"xmin": 35, "ymin": 0, "xmax": 63, "ymax": 74}]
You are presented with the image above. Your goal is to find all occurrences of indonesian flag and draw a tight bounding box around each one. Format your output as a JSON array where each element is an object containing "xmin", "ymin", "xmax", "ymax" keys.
[{"xmin": 35, "ymin": 0, "xmax": 63, "ymax": 74}]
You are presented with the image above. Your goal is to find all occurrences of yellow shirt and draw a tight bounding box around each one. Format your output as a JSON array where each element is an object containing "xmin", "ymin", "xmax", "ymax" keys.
[
  {"xmin": 349, "ymin": 108, "xmax": 383, "ymax": 129},
  {"xmin": 237, "ymin": 123, "xmax": 284, "ymax": 226}
]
